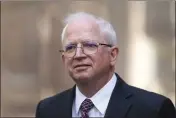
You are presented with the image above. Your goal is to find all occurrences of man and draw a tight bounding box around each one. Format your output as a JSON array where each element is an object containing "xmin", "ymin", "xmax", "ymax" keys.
[{"xmin": 36, "ymin": 12, "xmax": 175, "ymax": 118}]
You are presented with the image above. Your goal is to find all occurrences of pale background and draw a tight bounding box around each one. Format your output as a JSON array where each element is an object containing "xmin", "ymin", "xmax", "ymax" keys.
[{"xmin": 1, "ymin": 0, "xmax": 175, "ymax": 117}]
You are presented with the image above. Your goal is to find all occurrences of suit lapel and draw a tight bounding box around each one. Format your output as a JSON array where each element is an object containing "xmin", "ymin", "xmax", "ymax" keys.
[
  {"xmin": 60, "ymin": 85, "xmax": 76, "ymax": 118},
  {"xmin": 104, "ymin": 74, "xmax": 133, "ymax": 118}
]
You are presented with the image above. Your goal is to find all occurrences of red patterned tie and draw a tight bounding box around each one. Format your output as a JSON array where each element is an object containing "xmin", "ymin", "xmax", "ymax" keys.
[{"xmin": 80, "ymin": 98, "xmax": 94, "ymax": 118}]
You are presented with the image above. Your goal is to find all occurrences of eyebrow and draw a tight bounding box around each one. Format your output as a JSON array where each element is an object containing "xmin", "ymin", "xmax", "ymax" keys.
[
  {"xmin": 64, "ymin": 39, "xmax": 99, "ymax": 46},
  {"xmin": 65, "ymin": 42, "xmax": 77, "ymax": 46}
]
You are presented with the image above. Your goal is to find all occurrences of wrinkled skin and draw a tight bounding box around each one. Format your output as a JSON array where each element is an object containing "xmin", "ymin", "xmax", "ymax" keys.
[{"xmin": 62, "ymin": 18, "xmax": 118, "ymax": 96}]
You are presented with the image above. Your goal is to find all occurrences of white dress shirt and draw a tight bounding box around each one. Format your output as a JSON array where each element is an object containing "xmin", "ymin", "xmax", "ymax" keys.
[{"xmin": 72, "ymin": 73, "xmax": 117, "ymax": 117}]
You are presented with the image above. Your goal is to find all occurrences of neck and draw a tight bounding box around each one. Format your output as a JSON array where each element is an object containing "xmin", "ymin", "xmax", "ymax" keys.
[{"xmin": 77, "ymin": 70, "xmax": 114, "ymax": 98}]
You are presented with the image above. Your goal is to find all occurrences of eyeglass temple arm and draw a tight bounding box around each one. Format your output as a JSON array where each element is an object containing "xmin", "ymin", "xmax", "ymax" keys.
[
  {"xmin": 99, "ymin": 43, "xmax": 112, "ymax": 47},
  {"xmin": 59, "ymin": 50, "xmax": 64, "ymax": 52}
]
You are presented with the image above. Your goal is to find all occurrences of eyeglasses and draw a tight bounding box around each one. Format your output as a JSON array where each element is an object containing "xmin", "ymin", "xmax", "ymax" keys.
[{"xmin": 59, "ymin": 41, "xmax": 112, "ymax": 58}]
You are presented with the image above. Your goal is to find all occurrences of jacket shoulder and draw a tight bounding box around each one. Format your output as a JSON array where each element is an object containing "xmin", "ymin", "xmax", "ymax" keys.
[
  {"xmin": 125, "ymin": 84, "xmax": 176, "ymax": 117},
  {"xmin": 128, "ymin": 84, "xmax": 168, "ymax": 102},
  {"xmin": 36, "ymin": 88, "xmax": 73, "ymax": 118},
  {"xmin": 39, "ymin": 88, "xmax": 73, "ymax": 107},
  {"xmin": 126, "ymin": 84, "xmax": 175, "ymax": 111}
]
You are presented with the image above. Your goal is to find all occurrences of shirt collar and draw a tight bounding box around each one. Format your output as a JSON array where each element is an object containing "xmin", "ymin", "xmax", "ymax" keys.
[
  {"xmin": 75, "ymin": 86, "xmax": 87, "ymax": 114},
  {"xmin": 75, "ymin": 73, "xmax": 117, "ymax": 115}
]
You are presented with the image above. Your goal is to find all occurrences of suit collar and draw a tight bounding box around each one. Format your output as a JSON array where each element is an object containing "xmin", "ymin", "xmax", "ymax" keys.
[
  {"xmin": 104, "ymin": 73, "xmax": 133, "ymax": 118},
  {"xmin": 59, "ymin": 85, "xmax": 76, "ymax": 118}
]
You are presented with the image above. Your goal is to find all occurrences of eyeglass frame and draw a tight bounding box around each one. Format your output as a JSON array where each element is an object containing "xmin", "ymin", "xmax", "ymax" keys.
[{"xmin": 59, "ymin": 41, "xmax": 112, "ymax": 58}]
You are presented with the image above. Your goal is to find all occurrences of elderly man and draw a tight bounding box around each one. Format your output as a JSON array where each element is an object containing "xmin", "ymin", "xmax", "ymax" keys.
[{"xmin": 36, "ymin": 12, "xmax": 175, "ymax": 118}]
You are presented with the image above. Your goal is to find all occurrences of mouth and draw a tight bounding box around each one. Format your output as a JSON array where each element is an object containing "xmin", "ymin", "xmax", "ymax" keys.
[{"xmin": 74, "ymin": 64, "xmax": 91, "ymax": 69}]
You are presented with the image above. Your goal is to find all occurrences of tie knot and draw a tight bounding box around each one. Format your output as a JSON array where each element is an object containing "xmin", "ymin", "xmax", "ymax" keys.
[{"xmin": 80, "ymin": 98, "xmax": 94, "ymax": 113}]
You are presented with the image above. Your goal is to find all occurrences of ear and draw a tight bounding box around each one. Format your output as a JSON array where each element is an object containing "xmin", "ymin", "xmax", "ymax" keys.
[{"xmin": 110, "ymin": 46, "xmax": 119, "ymax": 66}]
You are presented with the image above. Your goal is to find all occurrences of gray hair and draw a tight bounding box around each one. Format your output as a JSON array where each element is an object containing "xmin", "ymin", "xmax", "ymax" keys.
[{"xmin": 61, "ymin": 12, "xmax": 117, "ymax": 46}]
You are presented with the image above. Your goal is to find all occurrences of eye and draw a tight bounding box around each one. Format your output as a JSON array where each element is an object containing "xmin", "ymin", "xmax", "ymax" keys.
[
  {"xmin": 65, "ymin": 45, "xmax": 76, "ymax": 52},
  {"xmin": 83, "ymin": 42, "xmax": 98, "ymax": 48}
]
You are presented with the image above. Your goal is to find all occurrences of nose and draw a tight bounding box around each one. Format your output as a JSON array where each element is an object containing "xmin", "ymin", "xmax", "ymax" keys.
[{"xmin": 74, "ymin": 43, "xmax": 86, "ymax": 58}]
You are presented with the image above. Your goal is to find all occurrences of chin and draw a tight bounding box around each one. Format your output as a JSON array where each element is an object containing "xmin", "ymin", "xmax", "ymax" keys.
[{"xmin": 70, "ymin": 71, "xmax": 92, "ymax": 83}]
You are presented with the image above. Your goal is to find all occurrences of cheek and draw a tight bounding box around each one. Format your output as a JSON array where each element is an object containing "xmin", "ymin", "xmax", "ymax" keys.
[
  {"xmin": 100, "ymin": 52, "xmax": 110, "ymax": 65},
  {"xmin": 64, "ymin": 59, "xmax": 72, "ymax": 69},
  {"xmin": 92, "ymin": 52, "xmax": 109, "ymax": 67}
]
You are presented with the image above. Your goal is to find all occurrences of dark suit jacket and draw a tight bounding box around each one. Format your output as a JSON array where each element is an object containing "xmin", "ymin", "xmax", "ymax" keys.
[{"xmin": 36, "ymin": 73, "xmax": 176, "ymax": 118}]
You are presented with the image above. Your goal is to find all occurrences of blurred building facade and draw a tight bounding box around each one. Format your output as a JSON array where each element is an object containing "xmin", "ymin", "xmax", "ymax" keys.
[{"xmin": 1, "ymin": 0, "xmax": 175, "ymax": 117}]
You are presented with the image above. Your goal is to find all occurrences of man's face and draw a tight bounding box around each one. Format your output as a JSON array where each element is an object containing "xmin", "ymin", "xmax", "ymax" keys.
[{"xmin": 62, "ymin": 19, "xmax": 113, "ymax": 83}]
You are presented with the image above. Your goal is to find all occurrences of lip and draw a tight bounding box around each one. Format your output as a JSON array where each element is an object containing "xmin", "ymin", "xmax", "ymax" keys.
[{"xmin": 73, "ymin": 64, "xmax": 91, "ymax": 69}]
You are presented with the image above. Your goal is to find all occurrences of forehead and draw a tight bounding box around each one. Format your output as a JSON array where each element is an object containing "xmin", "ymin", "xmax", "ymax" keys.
[{"xmin": 63, "ymin": 19, "xmax": 101, "ymax": 45}]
